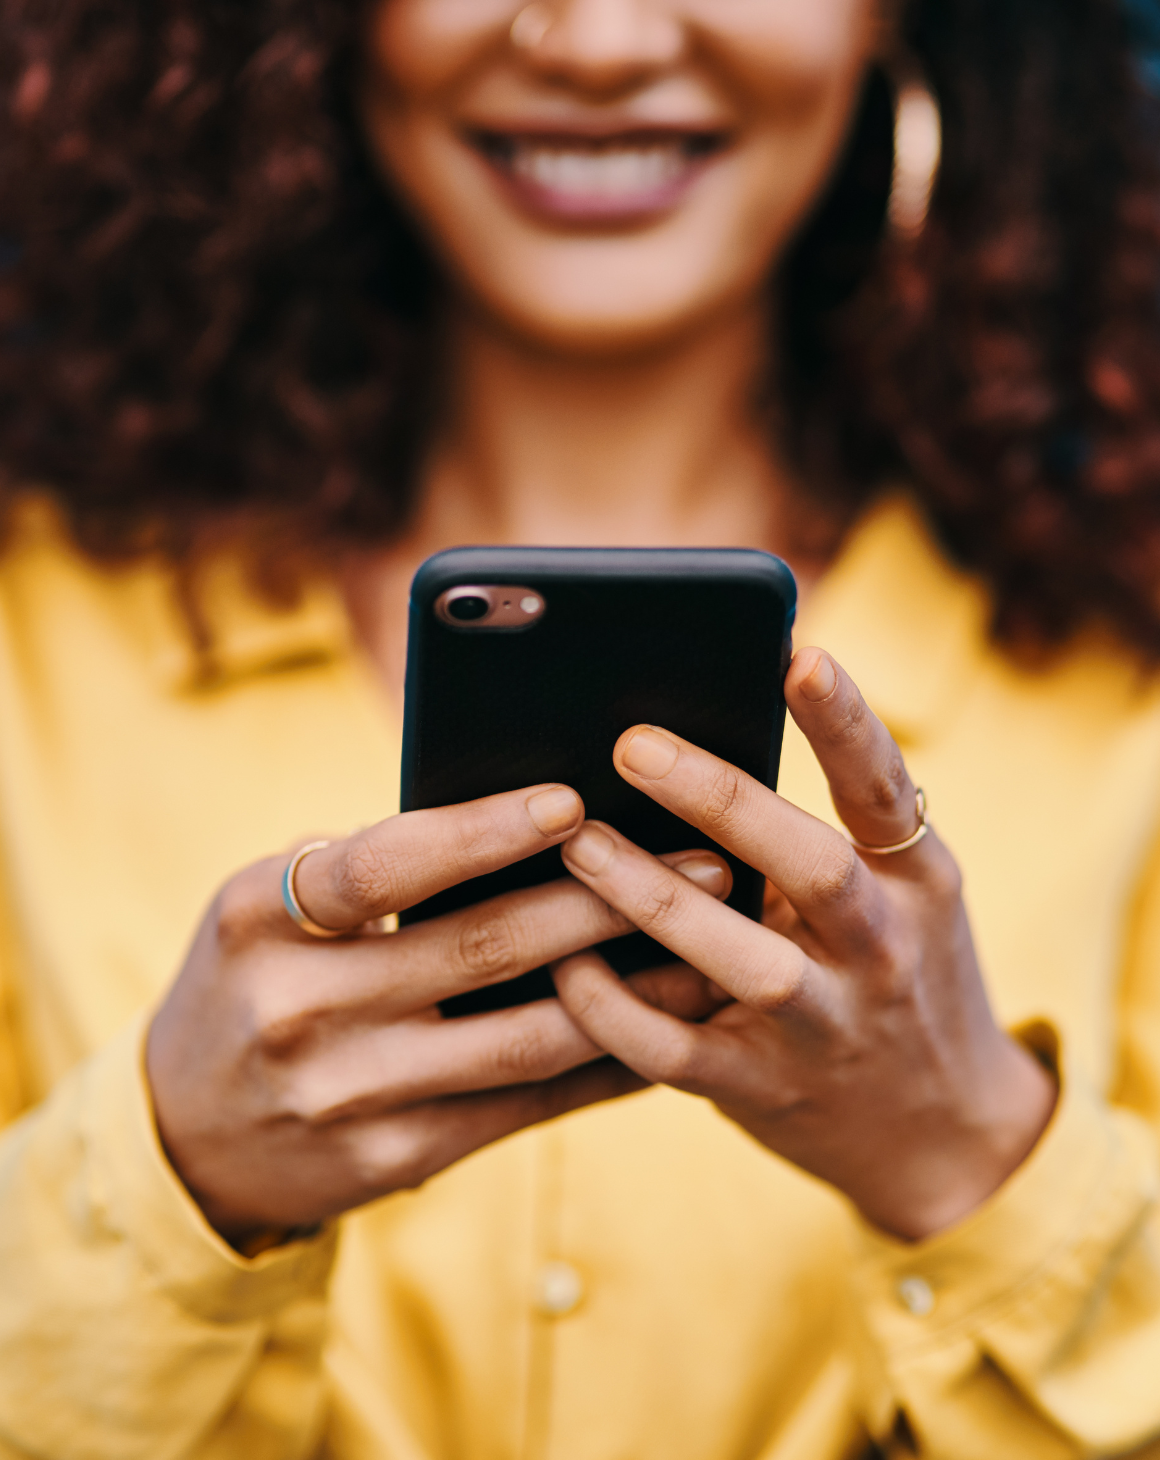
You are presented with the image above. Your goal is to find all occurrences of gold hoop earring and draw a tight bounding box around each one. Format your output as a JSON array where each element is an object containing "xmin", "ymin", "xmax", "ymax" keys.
[
  {"xmin": 888, "ymin": 78, "xmax": 942, "ymax": 238},
  {"xmin": 511, "ymin": 3, "xmax": 553, "ymax": 50}
]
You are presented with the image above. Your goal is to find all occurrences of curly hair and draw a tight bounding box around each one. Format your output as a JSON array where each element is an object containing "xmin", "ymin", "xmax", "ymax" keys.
[{"xmin": 2, "ymin": 0, "xmax": 1160, "ymax": 653}]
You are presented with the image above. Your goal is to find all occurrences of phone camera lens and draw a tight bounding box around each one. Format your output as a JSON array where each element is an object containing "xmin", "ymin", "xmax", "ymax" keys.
[{"xmin": 447, "ymin": 594, "xmax": 490, "ymax": 622}]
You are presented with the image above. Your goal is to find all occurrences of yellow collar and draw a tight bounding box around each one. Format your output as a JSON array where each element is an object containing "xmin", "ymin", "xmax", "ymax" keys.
[
  {"xmin": 138, "ymin": 557, "xmax": 352, "ymax": 694},
  {"xmin": 142, "ymin": 492, "xmax": 988, "ymax": 720},
  {"xmin": 12, "ymin": 490, "xmax": 989, "ymax": 719},
  {"xmin": 7, "ymin": 494, "xmax": 353, "ymax": 694}
]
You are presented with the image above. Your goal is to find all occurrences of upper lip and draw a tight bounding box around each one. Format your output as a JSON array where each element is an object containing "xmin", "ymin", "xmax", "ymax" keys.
[{"xmin": 460, "ymin": 111, "xmax": 734, "ymax": 142}]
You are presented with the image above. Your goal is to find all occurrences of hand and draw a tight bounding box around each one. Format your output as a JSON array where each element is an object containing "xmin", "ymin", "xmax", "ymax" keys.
[
  {"xmin": 147, "ymin": 785, "xmax": 730, "ymax": 1244},
  {"xmin": 553, "ymin": 649, "xmax": 1057, "ymax": 1241}
]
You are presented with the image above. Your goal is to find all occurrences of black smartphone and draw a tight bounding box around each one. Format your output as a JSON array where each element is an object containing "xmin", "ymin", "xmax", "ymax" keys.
[{"xmin": 399, "ymin": 547, "xmax": 796, "ymax": 1016}]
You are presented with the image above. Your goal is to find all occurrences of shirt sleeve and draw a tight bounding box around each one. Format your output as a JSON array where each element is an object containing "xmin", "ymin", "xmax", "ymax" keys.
[
  {"xmin": 848, "ymin": 835, "xmax": 1160, "ymax": 1458},
  {"xmin": 0, "ymin": 1013, "xmax": 338, "ymax": 1460}
]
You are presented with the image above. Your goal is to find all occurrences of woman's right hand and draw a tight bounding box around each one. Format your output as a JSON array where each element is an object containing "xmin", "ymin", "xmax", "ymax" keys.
[{"xmin": 146, "ymin": 784, "xmax": 729, "ymax": 1246}]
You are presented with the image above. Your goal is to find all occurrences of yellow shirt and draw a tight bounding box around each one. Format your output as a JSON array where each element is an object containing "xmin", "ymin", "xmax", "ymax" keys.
[{"xmin": 1, "ymin": 497, "xmax": 1160, "ymax": 1460}]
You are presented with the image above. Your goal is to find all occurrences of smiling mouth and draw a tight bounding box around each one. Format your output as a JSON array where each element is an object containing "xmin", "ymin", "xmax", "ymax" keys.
[{"xmin": 471, "ymin": 130, "xmax": 728, "ymax": 219}]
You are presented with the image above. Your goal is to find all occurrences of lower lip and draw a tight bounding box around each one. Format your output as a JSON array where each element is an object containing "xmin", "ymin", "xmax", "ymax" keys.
[{"xmin": 473, "ymin": 139, "xmax": 721, "ymax": 223}]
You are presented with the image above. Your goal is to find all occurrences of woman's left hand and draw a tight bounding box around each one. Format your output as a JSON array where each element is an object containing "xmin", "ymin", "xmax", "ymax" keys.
[{"xmin": 554, "ymin": 648, "xmax": 1057, "ymax": 1242}]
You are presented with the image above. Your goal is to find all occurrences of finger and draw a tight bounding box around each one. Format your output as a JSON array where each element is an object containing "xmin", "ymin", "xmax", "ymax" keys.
[
  {"xmin": 282, "ymin": 997, "xmax": 607, "ymax": 1123},
  {"xmin": 293, "ymin": 783, "xmax": 587, "ymax": 933},
  {"xmin": 610, "ymin": 721, "xmax": 881, "ymax": 931},
  {"xmin": 785, "ymin": 648, "xmax": 925, "ymax": 857},
  {"xmin": 281, "ymin": 1058, "xmax": 649, "ymax": 1223},
  {"xmin": 356, "ymin": 1057, "xmax": 649, "ymax": 1203},
  {"xmin": 762, "ymin": 881, "xmax": 797, "ymax": 934},
  {"xmin": 560, "ymin": 820, "xmax": 816, "ymax": 1011},
  {"xmin": 553, "ymin": 950, "xmax": 734, "ymax": 1092},
  {"xmin": 623, "ymin": 962, "xmax": 734, "ymax": 1021},
  {"xmin": 259, "ymin": 850, "xmax": 733, "ymax": 1020},
  {"xmin": 281, "ymin": 875, "xmax": 637, "ymax": 1018}
]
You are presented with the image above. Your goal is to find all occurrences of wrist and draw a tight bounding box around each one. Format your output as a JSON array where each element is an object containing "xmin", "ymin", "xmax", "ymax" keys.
[{"xmin": 858, "ymin": 1035, "xmax": 1058, "ymax": 1242}]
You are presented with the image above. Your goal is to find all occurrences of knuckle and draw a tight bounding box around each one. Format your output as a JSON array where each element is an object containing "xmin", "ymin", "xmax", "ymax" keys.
[
  {"xmin": 924, "ymin": 843, "xmax": 964, "ymax": 902},
  {"xmin": 749, "ymin": 953, "xmax": 810, "ymax": 1016},
  {"xmin": 630, "ymin": 875, "xmax": 683, "ymax": 935},
  {"xmin": 860, "ymin": 927, "xmax": 902, "ymax": 987},
  {"xmin": 650, "ymin": 1028, "xmax": 702, "ymax": 1086},
  {"xmin": 555, "ymin": 961, "xmax": 606, "ymax": 1023},
  {"xmin": 865, "ymin": 754, "xmax": 910, "ymax": 817},
  {"xmin": 213, "ymin": 869, "xmax": 272, "ymax": 950},
  {"xmin": 279, "ymin": 1073, "xmax": 335, "ymax": 1126},
  {"xmin": 334, "ymin": 837, "xmax": 400, "ymax": 917},
  {"xmin": 460, "ymin": 800, "xmax": 507, "ymax": 853},
  {"xmin": 250, "ymin": 988, "xmax": 317, "ymax": 1063},
  {"xmin": 352, "ymin": 1122, "xmax": 429, "ymax": 1194},
  {"xmin": 439, "ymin": 799, "xmax": 511, "ymax": 871},
  {"xmin": 456, "ymin": 907, "xmax": 520, "ymax": 984},
  {"xmin": 291, "ymin": 1076, "xmax": 382, "ymax": 1129},
  {"xmin": 871, "ymin": 945, "xmax": 921, "ymax": 1004},
  {"xmin": 494, "ymin": 1023, "xmax": 553, "ymax": 1083},
  {"xmin": 828, "ymin": 689, "xmax": 870, "ymax": 746},
  {"xmin": 805, "ymin": 838, "xmax": 860, "ymax": 912},
  {"xmin": 699, "ymin": 764, "xmax": 745, "ymax": 835}
]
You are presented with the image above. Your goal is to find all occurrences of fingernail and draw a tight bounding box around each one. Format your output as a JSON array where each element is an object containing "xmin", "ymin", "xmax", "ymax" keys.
[
  {"xmin": 799, "ymin": 651, "xmax": 837, "ymax": 703},
  {"xmin": 527, "ymin": 787, "xmax": 582, "ymax": 837},
  {"xmin": 671, "ymin": 855, "xmax": 729, "ymax": 898},
  {"xmin": 564, "ymin": 823, "xmax": 615, "ymax": 876},
  {"xmin": 620, "ymin": 726, "xmax": 679, "ymax": 779}
]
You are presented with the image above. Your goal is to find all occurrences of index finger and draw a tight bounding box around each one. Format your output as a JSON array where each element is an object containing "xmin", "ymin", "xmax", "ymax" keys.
[{"xmin": 293, "ymin": 784, "xmax": 585, "ymax": 932}]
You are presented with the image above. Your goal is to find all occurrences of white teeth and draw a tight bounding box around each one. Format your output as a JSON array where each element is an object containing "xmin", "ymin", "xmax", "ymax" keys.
[{"xmin": 510, "ymin": 143, "xmax": 688, "ymax": 197}]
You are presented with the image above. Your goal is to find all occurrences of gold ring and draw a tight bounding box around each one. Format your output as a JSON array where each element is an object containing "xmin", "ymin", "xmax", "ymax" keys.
[
  {"xmin": 281, "ymin": 841, "xmax": 346, "ymax": 938},
  {"xmin": 846, "ymin": 789, "xmax": 929, "ymax": 855},
  {"xmin": 511, "ymin": 3, "xmax": 552, "ymax": 49}
]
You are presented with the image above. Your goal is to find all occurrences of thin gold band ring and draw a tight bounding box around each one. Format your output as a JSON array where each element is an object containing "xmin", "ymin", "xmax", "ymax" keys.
[
  {"xmin": 846, "ymin": 789, "xmax": 929, "ymax": 855},
  {"xmin": 281, "ymin": 841, "xmax": 346, "ymax": 938}
]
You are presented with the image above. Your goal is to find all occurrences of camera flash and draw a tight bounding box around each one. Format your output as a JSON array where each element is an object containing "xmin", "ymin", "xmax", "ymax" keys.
[{"xmin": 520, "ymin": 595, "xmax": 542, "ymax": 615}]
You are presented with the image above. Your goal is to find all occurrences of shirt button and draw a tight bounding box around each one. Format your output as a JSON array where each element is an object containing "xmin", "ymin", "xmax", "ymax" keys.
[
  {"xmin": 535, "ymin": 1261, "xmax": 585, "ymax": 1317},
  {"xmin": 897, "ymin": 1276, "xmax": 935, "ymax": 1317}
]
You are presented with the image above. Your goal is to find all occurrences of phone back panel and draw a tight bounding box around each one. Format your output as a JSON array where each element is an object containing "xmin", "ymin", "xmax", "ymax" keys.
[{"xmin": 400, "ymin": 547, "xmax": 796, "ymax": 1014}]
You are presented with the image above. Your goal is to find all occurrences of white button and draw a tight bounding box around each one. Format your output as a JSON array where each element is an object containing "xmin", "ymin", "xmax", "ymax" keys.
[
  {"xmin": 535, "ymin": 1261, "xmax": 584, "ymax": 1317},
  {"xmin": 897, "ymin": 1275, "xmax": 935, "ymax": 1317}
]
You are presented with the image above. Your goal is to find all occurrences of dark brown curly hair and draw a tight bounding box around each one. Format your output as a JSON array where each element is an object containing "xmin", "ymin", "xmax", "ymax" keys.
[{"xmin": 2, "ymin": 0, "xmax": 1160, "ymax": 654}]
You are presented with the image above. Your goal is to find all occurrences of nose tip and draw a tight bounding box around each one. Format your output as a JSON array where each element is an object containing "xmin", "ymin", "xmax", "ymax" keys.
[{"xmin": 514, "ymin": 0, "xmax": 685, "ymax": 90}]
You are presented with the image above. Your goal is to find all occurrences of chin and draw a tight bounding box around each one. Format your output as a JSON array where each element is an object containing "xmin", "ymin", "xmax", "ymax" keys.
[
  {"xmin": 474, "ymin": 287, "xmax": 730, "ymax": 358},
  {"xmin": 454, "ymin": 241, "xmax": 753, "ymax": 357}
]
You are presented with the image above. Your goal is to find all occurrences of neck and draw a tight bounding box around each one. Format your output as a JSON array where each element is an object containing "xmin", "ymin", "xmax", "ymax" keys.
[{"xmin": 409, "ymin": 299, "xmax": 796, "ymax": 554}]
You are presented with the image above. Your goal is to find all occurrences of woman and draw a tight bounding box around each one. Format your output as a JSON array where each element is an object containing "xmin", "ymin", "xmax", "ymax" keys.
[{"xmin": 2, "ymin": 0, "xmax": 1160, "ymax": 1455}]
